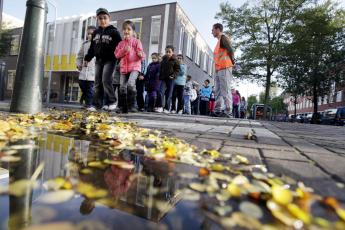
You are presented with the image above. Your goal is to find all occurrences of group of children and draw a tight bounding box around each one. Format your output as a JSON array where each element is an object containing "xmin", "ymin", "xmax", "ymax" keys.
[{"xmin": 77, "ymin": 8, "xmax": 196, "ymax": 114}]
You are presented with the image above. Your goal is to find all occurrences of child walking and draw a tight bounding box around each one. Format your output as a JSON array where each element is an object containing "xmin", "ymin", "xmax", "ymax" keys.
[
  {"xmin": 171, "ymin": 54, "xmax": 187, "ymax": 114},
  {"xmin": 159, "ymin": 45, "xmax": 180, "ymax": 113},
  {"xmin": 84, "ymin": 8, "xmax": 122, "ymax": 112},
  {"xmin": 145, "ymin": 53, "xmax": 161, "ymax": 112},
  {"xmin": 183, "ymin": 75, "xmax": 193, "ymax": 115},
  {"xmin": 199, "ymin": 80, "xmax": 212, "ymax": 115},
  {"xmin": 76, "ymin": 26, "xmax": 96, "ymax": 109},
  {"xmin": 115, "ymin": 20, "xmax": 145, "ymax": 113}
]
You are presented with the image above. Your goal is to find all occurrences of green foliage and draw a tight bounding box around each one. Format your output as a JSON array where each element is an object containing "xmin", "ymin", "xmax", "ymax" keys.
[
  {"xmin": 216, "ymin": 0, "xmax": 309, "ymax": 118},
  {"xmin": 269, "ymin": 96, "xmax": 287, "ymax": 115},
  {"xmin": 0, "ymin": 26, "xmax": 12, "ymax": 58},
  {"xmin": 247, "ymin": 95, "xmax": 258, "ymax": 114},
  {"xmin": 280, "ymin": 1, "xmax": 345, "ymax": 113}
]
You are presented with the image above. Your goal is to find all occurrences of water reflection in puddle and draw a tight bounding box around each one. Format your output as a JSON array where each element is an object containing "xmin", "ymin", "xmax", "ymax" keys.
[{"xmin": 0, "ymin": 134, "xmax": 206, "ymax": 230}]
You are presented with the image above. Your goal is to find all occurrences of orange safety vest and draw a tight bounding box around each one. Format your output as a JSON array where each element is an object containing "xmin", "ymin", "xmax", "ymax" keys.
[{"xmin": 214, "ymin": 38, "xmax": 234, "ymax": 71}]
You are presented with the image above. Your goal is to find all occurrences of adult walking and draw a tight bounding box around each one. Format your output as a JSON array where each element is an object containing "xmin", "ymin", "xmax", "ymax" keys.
[{"xmin": 211, "ymin": 23, "xmax": 235, "ymax": 118}]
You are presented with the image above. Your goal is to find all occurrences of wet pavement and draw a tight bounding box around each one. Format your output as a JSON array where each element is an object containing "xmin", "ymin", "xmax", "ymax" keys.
[{"xmin": 0, "ymin": 110, "xmax": 345, "ymax": 230}]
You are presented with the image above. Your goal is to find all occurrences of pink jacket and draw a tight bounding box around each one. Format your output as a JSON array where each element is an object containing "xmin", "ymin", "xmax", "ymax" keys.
[
  {"xmin": 115, "ymin": 37, "xmax": 145, "ymax": 74},
  {"xmin": 232, "ymin": 93, "xmax": 240, "ymax": 105}
]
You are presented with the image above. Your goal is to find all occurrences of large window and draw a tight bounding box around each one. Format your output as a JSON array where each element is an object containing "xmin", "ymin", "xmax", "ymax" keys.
[
  {"xmin": 110, "ymin": 21, "xmax": 117, "ymax": 28},
  {"xmin": 203, "ymin": 53, "xmax": 208, "ymax": 72},
  {"xmin": 127, "ymin": 18, "xmax": 143, "ymax": 39},
  {"xmin": 178, "ymin": 27, "xmax": 185, "ymax": 54},
  {"xmin": 195, "ymin": 46, "xmax": 200, "ymax": 65},
  {"xmin": 186, "ymin": 34, "xmax": 193, "ymax": 59},
  {"xmin": 10, "ymin": 35, "xmax": 20, "ymax": 56},
  {"xmin": 150, "ymin": 16, "xmax": 161, "ymax": 45}
]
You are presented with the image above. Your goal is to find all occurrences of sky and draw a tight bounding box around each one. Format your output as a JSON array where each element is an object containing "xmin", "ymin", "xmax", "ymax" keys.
[{"xmin": 10, "ymin": 0, "xmax": 345, "ymax": 98}]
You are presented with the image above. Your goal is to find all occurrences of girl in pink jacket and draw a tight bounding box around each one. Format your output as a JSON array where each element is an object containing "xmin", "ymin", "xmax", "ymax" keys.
[{"xmin": 115, "ymin": 20, "xmax": 145, "ymax": 113}]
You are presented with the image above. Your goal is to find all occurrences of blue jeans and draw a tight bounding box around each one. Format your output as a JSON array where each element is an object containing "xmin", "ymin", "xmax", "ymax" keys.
[
  {"xmin": 79, "ymin": 80, "xmax": 94, "ymax": 107},
  {"xmin": 183, "ymin": 95, "xmax": 191, "ymax": 115},
  {"xmin": 93, "ymin": 60, "xmax": 116, "ymax": 108},
  {"xmin": 160, "ymin": 79, "xmax": 175, "ymax": 111}
]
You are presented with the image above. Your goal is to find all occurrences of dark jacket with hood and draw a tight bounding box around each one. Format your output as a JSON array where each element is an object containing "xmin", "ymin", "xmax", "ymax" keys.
[
  {"xmin": 159, "ymin": 55, "xmax": 181, "ymax": 81},
  {"xmin": 84, "ymin": 25, "xmax": 122, "ymax": 63}
]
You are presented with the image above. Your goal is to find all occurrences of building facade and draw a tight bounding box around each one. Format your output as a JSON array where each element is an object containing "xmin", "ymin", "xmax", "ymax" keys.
[
  {"xmin": 0, "ymin": 0, "xmax": 3, "ymax": 27},
  {"xmin": 1, "ymin": 2, "xmax": 215, "ymax": 103},
  {"xmin": 284, "ymin": 83, "xmax": 345, "ymax": 115}
]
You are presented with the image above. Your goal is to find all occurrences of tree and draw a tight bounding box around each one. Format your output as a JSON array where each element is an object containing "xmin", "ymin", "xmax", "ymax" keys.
[
  {"xmin": 216, "ymin": 0, "xmax": 309, "ymax": 119},
  {"xmin": 269, "ymin": 96, "xmax": 287, "ymax": 115},
  {"xmin": 0, "ymin": 23, "xmax": 13, "ymax": 58},
  {"xmin": 247, "ymin": 95, "xmax": 258, "ymax": 117},
  {"xmin": 284, "ymin": 1, "xmax": 345, "ymax": 118}
]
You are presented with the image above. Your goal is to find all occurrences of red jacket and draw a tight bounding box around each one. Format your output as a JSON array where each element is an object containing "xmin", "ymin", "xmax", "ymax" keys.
[{"xmin": 115, "ymin": 37, "xmax": 145, "ymax": 74}]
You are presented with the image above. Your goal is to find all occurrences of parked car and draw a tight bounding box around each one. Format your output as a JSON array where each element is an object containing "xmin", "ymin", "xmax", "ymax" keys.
[
  {"xmin": 310, "ymin": 112, "xmax": 323, "ymax": 124},
  {"xmin": 334, "ymin": 107, "xmax": 345, "ymax": 126},
  {"xmin": 288, "ymin": 114, "xmax": 297, "ymax": 122},
  {"xmin": 303, "ymin": 113, "xmax": 313, "ymax": 123},
  {"xmin": 321, "ymin": 109, "xmax": 337, "ymax": 125}
]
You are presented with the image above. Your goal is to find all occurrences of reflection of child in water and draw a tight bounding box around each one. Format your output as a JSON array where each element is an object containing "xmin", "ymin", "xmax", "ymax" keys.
[{"xmin": 104, "ymin": 162, "xmax": 135, "ymax": 197}]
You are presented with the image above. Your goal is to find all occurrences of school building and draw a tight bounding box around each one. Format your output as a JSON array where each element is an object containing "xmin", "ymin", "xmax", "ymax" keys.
[{"xmin": 0, "ymin": 2, "xmax": 215, "ymax": 103}]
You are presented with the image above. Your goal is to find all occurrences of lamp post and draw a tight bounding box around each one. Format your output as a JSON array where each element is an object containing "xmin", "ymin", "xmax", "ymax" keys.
[
  {"xmin": 46, "ymin": 0, "xmax": 57, "ymax": 105},
  {"xmin": 10, "ymin": 0, "xmax": 48, "ymax": 114}
]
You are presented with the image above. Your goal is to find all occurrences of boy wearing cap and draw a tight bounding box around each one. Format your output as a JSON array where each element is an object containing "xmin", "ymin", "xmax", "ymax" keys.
[{"xmin": 84, "ymin": 8, "xmax": 122, "ymax": 111}]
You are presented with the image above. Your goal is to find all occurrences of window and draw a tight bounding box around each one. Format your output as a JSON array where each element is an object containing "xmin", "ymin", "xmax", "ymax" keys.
[
  {"xmin": 336, "ymin": 91, "xmax": 342, "ymax": 102},
  {"xmin": 208, "ymin": 58, "xmax": 213, "ymax": 76},
  {"xmin": 127, "ymin": 18, "xmax": 143, "ymax": 39},
  {"xmin": 10, "ymin": 35, "xmax": 20, "ymax": 55},
  {"xmin": 70, "ymin": 21, "xmax": 79, "ymax": 55},
  {"xmin": 178, "ymin": 27, "xmax": 184, "ymax": 54},
  {"xmin": 7, "ymin": 70, "xmax": 15, "ymax": 90},
  {"xmin": 150, "ymin": 16, "xmax": 161, "ymax": 45},
  {"xmin": 195, "ymin": 46, "xmax": 200, "ymax": 65},
  {"xmin": 186, "ymin": 34, "xmax": 192, "ymax": 58},
  {"xmin": 81, "ymin": 20, "xmax": 86, "ymax": 40},
  {"xmin": 203, "ymin": 53, "xmax": 208, "ymax": 72},
  {"xmin": 110, "ymin": 21, "xmax": 117, "ymax": 28}
]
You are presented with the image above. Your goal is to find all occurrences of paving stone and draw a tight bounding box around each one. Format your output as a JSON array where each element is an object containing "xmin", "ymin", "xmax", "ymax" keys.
[
  {"xmin": 283, "ymin": 137, "xmax": 334, "ymax": 155},
  {"xmin": 208, "ymin": 125, "xmax": 234, "ymax": 134},
  {"xmin": 220, "ymin": 146, "xmax": 262, "ymax": 165},
  {"xmin": 230, "ymin": 127, "xmax": 253, "ymax": 139},
  {"xmin": 192, "ymin": 138, "xmax": 223, "ymax": 150},
  {"xmin": 265, "ymin": 159, "xmax": 344, "ymax": 199},
  {"xmin": 302, "ymin": 151, "xmax": 345, "ymax": 181},
  {"xmin": 261, "ymin": 149, "xmax": 309, "ymax": 162}
]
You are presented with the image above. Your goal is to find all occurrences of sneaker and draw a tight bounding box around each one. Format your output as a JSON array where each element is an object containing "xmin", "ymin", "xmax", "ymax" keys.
[
  {"xmin": 155, "ymin": 107, "xmax": 163, "ymax": 113},
  {"xmin": 139, "ymin": 108, "xmax": 145, "ymax": 112},
  {"xmin": 177, "ymin": 110, "xmax": 183, "ymax": 115},
  {"xmin": 108, "ymin": 103, "xmax": 117, "ymax": 111},
  {"xmin": 102, "ymin": 105, "xmax": 109, "ymax": 111},
  {"xmin": 87, "ymin": 106, "xmax": 97, "ymax": 112},
  {"xmin": 128, "ymin": 107, "xmax": 138, "ymax": 113},
  {"xmin": 171, "ymin": 110, "xmax": 176, "ymax": 114},
  {"xmin": 211, "ymin": 112, "xmax": 222, "ymax": 117},
  {"xmin": 221, "ymin": 112, "xmax": 232, "ymax": 118},
  {"xmin": 163, "ymin": 109, "xmax": 170, "ymax": 114}
]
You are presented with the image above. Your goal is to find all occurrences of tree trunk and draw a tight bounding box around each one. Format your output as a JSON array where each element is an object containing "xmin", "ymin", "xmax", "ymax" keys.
[
  {"xmin": 311, "ymin": 83, "xmax": 319, "ymax": 124},
  {"xmin": 294, "ymin": 95, "xmax": 297, "ymax": 117},
  {"xmin": 263, "ymin": 73, "xmax": 271, "ymax": 120}
]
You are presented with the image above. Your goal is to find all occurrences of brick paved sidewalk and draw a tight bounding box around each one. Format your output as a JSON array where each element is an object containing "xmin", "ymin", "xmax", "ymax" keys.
[{"xmin": 118, "ymin": 112, "xmax": 345, "ymax": 201}]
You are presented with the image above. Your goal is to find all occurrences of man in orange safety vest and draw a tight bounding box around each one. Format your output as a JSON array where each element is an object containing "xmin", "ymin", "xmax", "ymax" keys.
[{"xmin": 211, "ymin": 23, "xmax": 235, "ymax": 118}]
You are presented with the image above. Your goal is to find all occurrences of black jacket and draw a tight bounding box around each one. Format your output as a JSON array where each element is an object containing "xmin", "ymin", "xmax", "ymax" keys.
[
  {"xmin": 159, "ymin": 55, "xmax": 181, "ymax": 80},
  {"xmin": 84, "ymin": 25, "xmax": 122, "ymax": 63}
]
